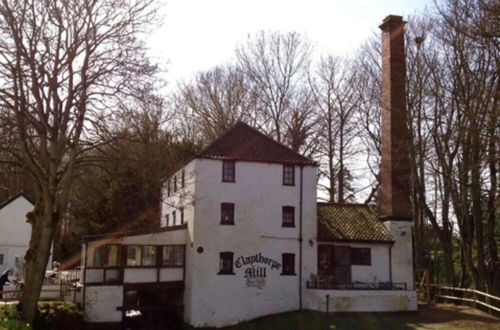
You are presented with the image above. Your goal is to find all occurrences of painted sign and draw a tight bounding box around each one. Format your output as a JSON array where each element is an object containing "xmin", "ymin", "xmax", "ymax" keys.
[{"xmin": 235, "ymin": 253, "xmax": 281, "ymax": 289}]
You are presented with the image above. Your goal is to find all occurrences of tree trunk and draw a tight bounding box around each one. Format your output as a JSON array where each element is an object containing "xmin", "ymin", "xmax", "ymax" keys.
[{"xmin": 19, "ymin": 201, "xmax": 57, "ymax": 323}]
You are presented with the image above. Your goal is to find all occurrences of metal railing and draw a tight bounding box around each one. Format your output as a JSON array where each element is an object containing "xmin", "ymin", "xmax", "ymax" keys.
[{"xmin": 306, "ymin": 275, "xmax": 407, "ymax": 290}]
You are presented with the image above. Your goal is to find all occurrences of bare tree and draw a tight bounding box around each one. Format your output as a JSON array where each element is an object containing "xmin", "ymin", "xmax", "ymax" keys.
[
  {"xmin": 0, "ymin": 0, "xmax": 158, "ymax": 321},
  {"xmin": 174, "ymin": 65, "xmax": 255, "ymax": 143},
  {"xmin": 236, "ymin": 31, "xmax": 315, "ymax": 151},
  {"xmin": 310, "ymin": 55, "xmax": 360, "ymax": 202}
]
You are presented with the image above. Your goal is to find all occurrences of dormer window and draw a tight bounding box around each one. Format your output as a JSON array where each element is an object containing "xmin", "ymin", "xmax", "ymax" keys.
[
  {"xmin": 283, "ymin": 165, "xmax": 295, "ymax": 186},
  {"xmin": 173, "ymin": 175, "xmax": 177, "ymax": 192},
  {"xmin": 222, "ymin": 161, "xmax": 235, "ymax": 182}
]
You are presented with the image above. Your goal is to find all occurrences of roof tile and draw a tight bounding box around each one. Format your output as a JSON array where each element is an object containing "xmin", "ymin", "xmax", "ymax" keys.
[
  {"xmin": 318, "ymin": 203, "xmax": 393, "ymax": 243},
  {"xmin": 196, "ymin": 122, "xmax": 316, "ymax": 166}
]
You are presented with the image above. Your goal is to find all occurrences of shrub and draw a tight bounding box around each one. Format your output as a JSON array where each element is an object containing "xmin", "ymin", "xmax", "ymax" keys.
[{"xmin": 0, "ymin": 302, "xmax": 83, "ymax": 330}]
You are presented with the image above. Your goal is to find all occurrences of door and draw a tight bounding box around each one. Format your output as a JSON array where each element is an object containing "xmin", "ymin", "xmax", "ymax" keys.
[
  {"xmin": 318, "ymin": 245, "xmax": 335, "ymax": 276},
  {"xmin": 333, "ymin": 246, "xmax": 351, "ymax": 286}
]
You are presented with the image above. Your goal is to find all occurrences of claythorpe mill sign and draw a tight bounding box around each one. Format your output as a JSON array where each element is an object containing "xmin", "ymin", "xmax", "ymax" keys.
[{"xmin": 235, "ymin": 253, "xmax": 282, "ymax": 289}]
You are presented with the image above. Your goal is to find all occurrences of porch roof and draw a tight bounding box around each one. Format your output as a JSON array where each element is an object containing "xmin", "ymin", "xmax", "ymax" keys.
[{"xmin": 317, "ymin": 203, "xmax": 393, "ymax": 243}]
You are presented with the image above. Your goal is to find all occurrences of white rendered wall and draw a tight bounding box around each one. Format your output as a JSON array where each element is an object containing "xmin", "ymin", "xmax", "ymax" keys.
[
  {"xmin": 84, "ymin": 286, "xmax": 123, "ymax": 323},
  {"xmin": 161, "ymin": 161, "xmax": 196, "ymax": 228},
  {"xmin": 304, "ymin": 289, "xmax": 417, "ymax": 312},
  {"xmin": 186, "ymin": 159, "xmax": 317, "ymax": 328},
  {"xmin": 0, "ymin": 196, "xmax": 33, "ymax": 274},
  {"xmin": 384, "ymin": 221, "xmax": 414, "ymax": 290},
  {"xmin": 318, "ymin": 242, "xmax": 391, "ymax": 283}
]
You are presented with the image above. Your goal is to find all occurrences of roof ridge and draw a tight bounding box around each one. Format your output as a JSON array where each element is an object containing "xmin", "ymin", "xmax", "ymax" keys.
[
  {"xmin": 0, "ymin": 192, "xmax": 35, "ymax": 210},
  {"xmin": 196, "ymin": 121, "xmax": 316, "ymax": 165},
  {"xmin": 318, "ymin": 202, "xmax": 371, "ymax": 207},
  {"xmin": 195, "ymin": 121, "xmax": 247, "ymax": 158}
]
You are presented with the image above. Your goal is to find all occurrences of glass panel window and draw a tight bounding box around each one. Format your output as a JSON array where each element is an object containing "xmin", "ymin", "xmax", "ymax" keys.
[
  {"xmin": 282, "ymin": 253, "xmax": 295, "ymax": 275},
  {"xmin": 105, "ymin": 245, "xmax": 120, "ymax": 267},
  {"xmin": 222, "ymin": 161, "xmax": 235, "ymax": 182},
  {"xmin": 283, "ymin": 165, "xmax": 295, "ymax": 185},
  {"xmin": 142, "ymin": 246, "xmax": 157, "ymax": 266},
  {"xmin": 90, "ymin": 246, "xmax": 104, "ymax": 267},
  {"xmin": 282, "ymin": 206, "xmax": 295, "ymax": 227},
  {"xmin": 220, "ymin": 203, "xmax": 235, "ymax": 225},
  {"xmin": 219, "ymin": 252, "xmax": 234, "ymax": 275},
  {"xmin": 162, "ymin": 246, "xmax": 174, "ymax": 265},
  {"xmin": 126, "ymin": 245, "xmax": 141, "ymax": 267},
  {"xmin": 174, "ymin": 246, "xmax": 184, "ymax": 266},
  {"xmin": 351, "ymin": 248, "xmax": 371, "ymax": 265}
]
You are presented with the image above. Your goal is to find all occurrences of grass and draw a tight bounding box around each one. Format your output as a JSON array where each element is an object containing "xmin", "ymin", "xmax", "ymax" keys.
[{"xmin": 217, "ymin": 304, "xmax": 499, "ymax": 330}]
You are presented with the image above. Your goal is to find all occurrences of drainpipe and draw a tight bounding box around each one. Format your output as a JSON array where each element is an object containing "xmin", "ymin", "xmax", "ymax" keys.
[
  {"xmin": 299, "ymin": 166, "xmax": 303, "ymax": 310},
  {"xmin": 82, "ymin": 241, "xmax": 88, "ymax": 311},
  {"xmin": 389, "ymin": 241, "xmax": 394, "ymax": 286}
]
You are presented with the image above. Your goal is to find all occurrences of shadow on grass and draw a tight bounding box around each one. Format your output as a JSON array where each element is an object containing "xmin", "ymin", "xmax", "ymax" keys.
[{"xmin": 191, "ymin": 304, "xmax": 498, "ymax": 330}]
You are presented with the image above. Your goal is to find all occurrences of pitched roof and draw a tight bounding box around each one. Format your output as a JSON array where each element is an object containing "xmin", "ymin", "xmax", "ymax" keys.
[
  {"xmin": 0, "ymin": 192, "xmax": 35, "ymax": 211},
  {"xmin": 196, "ymin": 122, "xmax": 316, "ymax": 166},
  {"xmin": 317, "ymin": 203, "xmax": 393, "ymax": 243}
]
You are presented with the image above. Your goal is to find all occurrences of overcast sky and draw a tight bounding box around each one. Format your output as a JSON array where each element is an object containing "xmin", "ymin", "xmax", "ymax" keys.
[{"xmin": 148, "ymin": 0, "xmax": 433, "ymax": 84}]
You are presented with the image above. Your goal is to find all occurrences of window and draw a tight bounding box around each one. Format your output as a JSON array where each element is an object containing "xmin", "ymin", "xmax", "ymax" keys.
[
  {"xmin": 181, "ymin": 170, "xmax": 185, "ymax": 188},
  {"xmin": 220, "ymin": 203, "xmax": 235, "ymax": 225},
  {"xmin": 0, "ymin": 254, "xmax": 4, "ymax": 265},
  {"xmin": 162, "ymin": 245, "xmax": 184, "ymax": 267},
  {"xmin": 174, "ymin": 246, "xmax": 184, "ymax": 266},
  {"xmin": 126, "ymin": 245, "xmax": 158, "ymax": 267},
  {"xmin": 222, "ymin": 161, "xmax": 235, "ymax": 182},
  {"xmin": 282, "ymin": 253, "xmax": 296, "ymax": 275},
  {"xmin": 180, "ymin": 208, "xmax": 184, "ymax": 224},
  {"xmin": 126, "ymin": 245, "xmax": 142, "ymax": 267},
  {"xmin": 89, "ymin": 246, "xmax": 104, "ymax": 267},
  {"xmin": 172, "ymin": 211, "xmax": 176, "ymax": 226},
  {"xmin": 167, "ymin": 180, "xmax": 171, "ymax": 197},
  {"xmin": 166, "ymin": 214, "xmax": 170, "ymax": 226},
  {"xmin": 283, "ymin": 165, "xmax": 295, "ymax": 185},
  {"xmin": 173, "ymin": 175, "xmax": 177, "ymax": 192},
  {"xmin": 104, "ymin": 245, "xmax": 121, "ymax": 267},
  {"xmin": 142, "ymin": 246, "xmax": 157, "ymax": 266},
  {"xmin": 219, "ymin": 252, "xmax": 234, "ymax": 274},
  {"xmin": 282, "ymin": 206, "xmax": 295, "ymax": 227},
  {"xmin": 351, "ymin": 248, "xmax": 371, "ymax": 265}
]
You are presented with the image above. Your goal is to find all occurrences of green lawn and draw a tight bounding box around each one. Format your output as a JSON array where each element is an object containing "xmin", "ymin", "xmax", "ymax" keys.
[{"xmin": 218, "ymin": 304, "xmax": 499, "ymax": 330}]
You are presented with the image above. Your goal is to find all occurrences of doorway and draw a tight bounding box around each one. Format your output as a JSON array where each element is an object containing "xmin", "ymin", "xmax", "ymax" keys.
[{"xmin": 122, "ymin": 282, "xmax": 184, "ymax": 330}]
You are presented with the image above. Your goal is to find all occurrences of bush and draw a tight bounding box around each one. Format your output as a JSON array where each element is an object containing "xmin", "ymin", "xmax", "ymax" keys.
[
  {"xmin": 0, "ymin": 319, "xmax": 31, "ymax": 330},
  {"xmin": 36, "ymin": 302, "xmax": 84, "ymax": 330},
  {"xmin": 0, "ymin": 302, "xmax": 83, "ymax": 330}
]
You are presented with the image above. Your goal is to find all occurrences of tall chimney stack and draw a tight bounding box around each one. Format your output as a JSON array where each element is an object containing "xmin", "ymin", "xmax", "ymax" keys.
[
  {"xmin": 378, "ymin": 15, "xmax": 415, "ymax": 293},
  {"xmin": 379, "ymin": 15, "xmax": 412, "ymax": 221}
]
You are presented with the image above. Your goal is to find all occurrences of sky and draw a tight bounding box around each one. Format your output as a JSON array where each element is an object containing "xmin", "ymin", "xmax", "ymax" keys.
[{"xmin": 148, "ymin": 0, "xmax": 433, "ymax": 84}]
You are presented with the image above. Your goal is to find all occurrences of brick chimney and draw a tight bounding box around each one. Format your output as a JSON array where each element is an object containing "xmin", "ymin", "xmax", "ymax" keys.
[{"xmin": 379, "ymin": 15, "xmax": 412, "ymax": 221}]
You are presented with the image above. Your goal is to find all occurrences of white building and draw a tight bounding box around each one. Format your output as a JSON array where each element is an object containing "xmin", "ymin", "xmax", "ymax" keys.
[
  {"xmin": 0, "ymin": 193, "xmax": 34, "ymax": 275},
  {"xmin": 80, "ymin": 122, "xmax": 416, "ymax": 328},
  {"xmin": 79, "ymin": 14, "xmax": 417, "ymax": 328}
]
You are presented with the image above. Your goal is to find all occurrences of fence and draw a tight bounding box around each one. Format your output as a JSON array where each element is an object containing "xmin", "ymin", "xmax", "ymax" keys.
[
  {"xmin": 0, "ymin": 268, "xmax": 81, "ymax": 304},
  {"xmin": 430, "ymin": 284, "xmax": 500, "ymax": 317}
]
